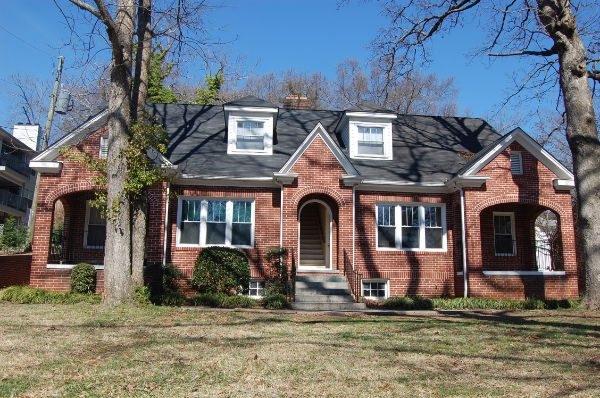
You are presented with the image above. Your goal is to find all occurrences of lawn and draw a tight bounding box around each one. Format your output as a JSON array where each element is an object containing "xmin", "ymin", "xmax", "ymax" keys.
[{"xmin": 0, "ymin": 304, "xmax": 598, "ymax": 397}]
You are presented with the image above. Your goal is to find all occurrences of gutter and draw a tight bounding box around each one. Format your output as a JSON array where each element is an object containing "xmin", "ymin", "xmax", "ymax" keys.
[
  {"xmin": 459, "ymin": 187, "xmax": 468, "ymax": 298},
  {"xmin": 162, "ymin": 180, "xmax": 171, "ymax": 266}
]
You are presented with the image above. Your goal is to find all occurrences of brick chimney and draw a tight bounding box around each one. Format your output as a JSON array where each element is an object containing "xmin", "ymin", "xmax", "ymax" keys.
[{"xmin": 283, "ymin": 95, "xmax": 312, "ymax": 109}]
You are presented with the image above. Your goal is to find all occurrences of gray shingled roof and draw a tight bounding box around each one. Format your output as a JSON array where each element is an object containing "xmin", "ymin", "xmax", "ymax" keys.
[
  {"xmin": 223, "ymin": 95, "xmax": 277, "ymax": 108},
  {"xmin": 149, "ymin": 103, "xmax": 501, "ymax": 182}
]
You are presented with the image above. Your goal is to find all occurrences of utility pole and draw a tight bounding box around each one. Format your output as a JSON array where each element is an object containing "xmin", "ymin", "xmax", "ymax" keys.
[
  {"xmin": 42, "ymin": 56, "xmax": 64, "ymax": 151},
  {"xmin": 29, "ymin": 56, "xmax": 64, "ymax": 235}
]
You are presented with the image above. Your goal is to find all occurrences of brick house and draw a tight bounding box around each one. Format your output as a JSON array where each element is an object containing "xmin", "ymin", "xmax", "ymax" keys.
[{"xmin": 28, "ymin": 96, "xmax": 579, "ymax": 301}]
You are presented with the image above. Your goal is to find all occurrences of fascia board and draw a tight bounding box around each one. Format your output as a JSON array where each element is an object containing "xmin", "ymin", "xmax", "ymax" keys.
[
  {"xmin": 553, "ymin": 179, "xmax": 575, "ymax": 190},
  {"xmin": 175, "ymin": 175, "xmax": 278, "ymax": 188},
  {"xmin": 278, "ymin": 122, "xmax": 359, "ymax": 176},
  {"xmin": 223, "ymin": 105, "xmax": 278, "ymax": 114},
  {"xmin": 356, "ymin": 180, "xmax": 450, "ymax": 193},
  {"xmin": 344, "ymin": 112, "xmax": 397, "ymax": 120},
  {"xmin": 29, "ymin": 161, "xmax": 62, "ymax": 174}
]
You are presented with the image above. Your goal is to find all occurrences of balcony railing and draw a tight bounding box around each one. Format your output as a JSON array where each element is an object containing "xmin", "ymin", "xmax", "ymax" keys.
[
  {"xmin": 0, "ymin": 154, "xmax": 30, "ymax": 176},
  {"xmin": 481, "ymin": 237, "xmax": 564, "ymax": 271},
  {"xmin": 0, "ymin": 190, "xmax": 32, "ymax": 212}
]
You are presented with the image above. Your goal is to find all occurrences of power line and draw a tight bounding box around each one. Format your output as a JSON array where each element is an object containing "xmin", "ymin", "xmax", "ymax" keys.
[{"xmin": 0, "ymin": 23, "xmax": 55, "ymax": 58}]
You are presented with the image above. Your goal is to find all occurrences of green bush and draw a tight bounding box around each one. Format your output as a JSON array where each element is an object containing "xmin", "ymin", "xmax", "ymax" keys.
[
  {"xmin": 264, "ymin": 247, "xmax": 291, "ymax": 296},
  {"xmin": 367, "ymin": 296, "xmax": 582, "ymax": 310},
  {"xmin": 191, "ymin": 247, "xmax": 250, "ymax": 295},
  {"xmin": 263, "ymin": 293, "xmax": 289, "ymax": 310},
  {"xmin": 133, "ymin": 285, "xmax": 152, "ymax": 306},
  {"xmin": 70, "ymin": 263, "xmax": 96, "ymax": 294},
  {"xmin": 221, "ymin": 295, "xmax": 258, "ymax": 309},
  {"xmin": 0, "ymin": 286, "xmax": 100, "ymax": 304},
  {"xmin": 148, "ymin": 263, "xmax": 186, "ymax": 306},
  {"xmin": 0, "ymin": 217, "xmax": 29, "ymax": 253},
  {"xmin": 373, "ymin": 296, "xmax": 434, "ymax": 310},
  {"xmin": 189, "ymin": 292, "xmax": 228, "ymax": 307}
]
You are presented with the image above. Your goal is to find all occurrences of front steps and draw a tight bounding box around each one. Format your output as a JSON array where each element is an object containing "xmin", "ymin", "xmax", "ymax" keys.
[{"xmin": 292, "ymin": 272, "xmax": 366, "ymax": 311}]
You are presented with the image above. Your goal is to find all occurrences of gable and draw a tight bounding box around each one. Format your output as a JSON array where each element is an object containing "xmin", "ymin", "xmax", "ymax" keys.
[
  {"xmin": 278, "ymin": 123, "xmax": 359, "ymax": 178},
  {"xmin": 459, "ymin": 128, "xmax": 573, "ymax": 189}
]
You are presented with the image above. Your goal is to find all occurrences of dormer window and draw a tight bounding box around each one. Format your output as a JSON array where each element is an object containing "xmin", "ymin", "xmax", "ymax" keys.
[
  {"xmin": 236, "ymin": 121, "xmax": 265, "ymax": 151},
  {"xmin": 357, "ymin": 126, "xmax": 384, "ymax": 156},
  {"xmin": 223, "ymin": 96, "xmax": 278, "ymax": 156},
  {"xmin": 337, "ymin": 105, "xmax": 396, "ymax": 160}
]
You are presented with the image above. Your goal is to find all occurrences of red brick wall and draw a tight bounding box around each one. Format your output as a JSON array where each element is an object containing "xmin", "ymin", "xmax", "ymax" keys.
[
  {"xmin": 355, "ymin": 192, "xmax": 457, "ymax": 297},
  {"xmin": 30, "ymin": 127, "xmax": 107, "ymax": 290},
  {"xmin": 0, "ymin": 254, "xmax": 32, "ymax": 287},
  {"xmin": 464, "ymin": 142, "xmax": 579, "ymax": 299}
]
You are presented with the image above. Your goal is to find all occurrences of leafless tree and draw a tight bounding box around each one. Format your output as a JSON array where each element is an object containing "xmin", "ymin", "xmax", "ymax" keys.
[
  {"xmin": 58, "ymin": 0, "xmax": 214, "ymax": 304},
  {"xmin": 371, "ymin": 0, "xmax": 600, "ymax": 308}
]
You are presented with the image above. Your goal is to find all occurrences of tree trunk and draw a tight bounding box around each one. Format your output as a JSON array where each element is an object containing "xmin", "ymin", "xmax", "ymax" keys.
[
  {"xmin": 131, "ymin": 199, "xmax": 147, "ymax": 287},
  {"xmin": 103, "ymin": 0, "xmax": 136, "ymax": 306},
  {"xmin": 538, "ymin": 1, "xmax": 600, "ymax": 309}
]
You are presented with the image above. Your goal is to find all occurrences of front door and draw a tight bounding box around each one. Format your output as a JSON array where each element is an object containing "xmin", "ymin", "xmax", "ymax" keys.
[{"xmin": 299, "ymin": 202, "xmax": 330, "ymax": 269}]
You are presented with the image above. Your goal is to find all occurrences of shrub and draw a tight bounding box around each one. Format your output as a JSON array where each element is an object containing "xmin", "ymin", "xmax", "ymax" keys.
[
  {"xmin": 0, "ymin": 286, "xmax": 100, "ymax": 304},
  {"xmin": 70, "ymin": 263, "xmax": 96, "ymax": 294},
  {"xmin": 0, "ymin": 217, "xmax": 29, "ymax": 253},
  {"xmin": 133, "ymin": 285, "xmax": 152, "ymax": 306},
  {"xmin": 191, "ymin": 247, "xmax": 250, "ymax": 295},
  {"xmin": 147, "ymin": 263, "xmax": 186, "ymax": 306},
  {"xmin": 376, "ymin": 296, "xmax": 434, "ymax": 310},
  {"xmin": 264, "ymin": 247, "xmax": 291, "ymax": 296},
  {"xmin": 221, "ymin": 295, "xmax": 258, "ymax": 309},
  {"xmin": 189, "ymin": 292, "xmax": 227, "ymax": 307},
  {"xmin": 263, "ymin": 293, "xmax": 289, "ymax": 310},
  {"xmin": 189, "ymin": 292, "xmax": 260, "ymax": 308}
]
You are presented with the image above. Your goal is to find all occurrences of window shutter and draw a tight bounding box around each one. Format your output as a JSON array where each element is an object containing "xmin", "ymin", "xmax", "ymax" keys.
[{"xmin": 510, "ymin": 152, "xmax": 522, "ymax": 175}]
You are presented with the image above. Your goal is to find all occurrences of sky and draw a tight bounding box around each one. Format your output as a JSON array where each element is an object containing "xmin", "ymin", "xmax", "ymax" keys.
[{"xmin": 0, "ymin": 0, "xmax": 551, "ymax": 133}]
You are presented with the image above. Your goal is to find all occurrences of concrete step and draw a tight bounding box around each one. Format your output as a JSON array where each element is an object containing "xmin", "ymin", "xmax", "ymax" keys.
[
  {"xmin": 291, "ymin": 302, "xmax": 367, "ymax": 311},
  {"xmin": 294, "ymin": 294, "xmax": 356, "ymax": 303}
]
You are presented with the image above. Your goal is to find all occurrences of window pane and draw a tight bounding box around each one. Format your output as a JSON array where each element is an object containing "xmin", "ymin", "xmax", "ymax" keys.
[
  {"xmin": 182, "ymin": 200, "xmax": 201, "ymax": 222},
  {"xmin": 233, "ymin": 201, "xmax": 252, "ymax": 223},
  {"xmin": 424, "ymin": 207, "xmax": 441, "ymax": 227},
  {"xmin": 180, "ymin": 221, "xmax": 200, "ymax": 244},
  {"xmin": 358, "ymin": 141, "xmax": 384, "ymax": 155},
  {"xmin": 402, "ymin": 227, "xmax": 419, "ymax": 249},
  {"xmin": 87, "ymin": 225, "xmax": 106, "ymax": 247},
  {"xmin": 378, "ymin": 205, "xmax": 395, "ymax": 226},
  {"xmin": 494, "ymin": 215, "xmax": 511, "ymax": 234},
  {"xmin": 378, "ymin": 226, "xmax": 396, "ymax": 248},
  {"xmin": 495, "ymin": 235, "xmax": 514, "ymax": 255},
  {"xmin": 425, "ymin": 228, "xmax": 443, "ymax": 249},
  {"xmin": 231, "ymin": 223, "xmax": 251, "ymax": 246},
  {"xmin": 207, "ymin": 201, "xmax": 226, "ymax": 222},
  {"xmin": 88, "ymin": 206, "xmax": 106, "ymax": 225},
  {"xmin": 402, "ymin": 206, "xmax": 419, "ymax": 227},
  {"xmin": 206, "ymin": 222, "xmax": 226, "ymax": 245},
  {"xmin": 236, "ymin": 135, "xmax": 265, "ymax": 150}
]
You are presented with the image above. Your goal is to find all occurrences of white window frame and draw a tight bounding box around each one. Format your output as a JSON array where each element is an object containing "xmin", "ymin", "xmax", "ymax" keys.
[
  {"xmin": 176, "ymin": 197, "xmax": 255, "ymax": 248},
  {"xmin": 376, "ymin": 203, "xmax": 447, "ymax": 252},
  {"xmin": 510, "ymin": 151, "xmax": 523, "ymax": 175},
  {"xmin": 349, "ymin": 119, "xmax": 393, "ymax": 160},
  {"xmin": 248, "ymin": 280, "xmax": 265, "ymax": 298},
  {"xmin": 227, "ymin": 114, "xmax": 273, "ymax": 155},
  {"xmin": 99, "ymin": 136, "xmax": 108, "ymax": 159},
  {"xmin": 493, "ymin": 212, "xmax": 516, "ymax": 256},
  {"xmin": 83, "ymin": 200, "xmax": 106, "ymax": 249},
  {"xmin": 361, "ymin": 279, "xmax": 389, "ymax": 300}
]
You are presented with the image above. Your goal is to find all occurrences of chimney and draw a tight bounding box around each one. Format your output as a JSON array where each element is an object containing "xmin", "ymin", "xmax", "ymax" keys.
[
  {"xmin": 283, "ymin": 95, "xmax": 312, "ymax": 109},
  {"xmin": 12, "ymin": 124, "xmax": 41, "ymax": 151}
]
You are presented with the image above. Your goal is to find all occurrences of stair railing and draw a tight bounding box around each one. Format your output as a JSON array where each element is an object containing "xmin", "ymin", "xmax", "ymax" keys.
[{"xmin": 342, "ymin": 248, "xmax": 362, "ymax": 302}]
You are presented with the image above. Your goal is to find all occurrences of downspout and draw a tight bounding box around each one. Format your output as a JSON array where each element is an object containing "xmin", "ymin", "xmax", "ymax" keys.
[
  {"xmin": 162, "ymin": 180, "xmax": 171, "ymax": 266},
  {"xmin": 459, "ymin": 186, "xmax": 468, "ymax": 298},
  {"xmin": 352, "ymin": 184, "xmax": 356, "ymax": 270},
  {"xmin": 276, "ymin": 181, "xmax": 284, "ymax": 249}
]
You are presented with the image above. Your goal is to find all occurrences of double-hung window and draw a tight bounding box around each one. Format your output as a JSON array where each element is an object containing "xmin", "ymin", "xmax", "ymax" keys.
[
  {"xmin": 178, "ymin": 198, "xmax": 254, "ymax": 247},
  {"xmin": 377, "ymin": 203, "xmax": 446, "ymax": 250},
  {"xmin": 494, "ymin": 212, "xmax": 516, "ymax": 256},
  {"xmin": 236, "ymin": 121, "xmax": 265, "ymax": 151},
  {"xmin": 84, "ymin": 200, "xmax": 106, "ymax": 248},
  {"xmin": 357, "ymin": 126, "xmax": 384, "ymax": 156},
  {"xmin": 99, "ymin": 136, "xmax": 108, "ymax": 159}
]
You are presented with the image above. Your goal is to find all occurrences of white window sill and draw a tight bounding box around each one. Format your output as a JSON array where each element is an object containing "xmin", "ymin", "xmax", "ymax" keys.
[
  {"xmin": 482, "ymin": 270, "xmax": 566, "ymax": 276},
  {"xmin": 47, "ymin": 264, "xmax": 104, "ymax": 270},
  {"xmin": 376, "ymin": 247, "xmax": 447, "ymax": 253}
]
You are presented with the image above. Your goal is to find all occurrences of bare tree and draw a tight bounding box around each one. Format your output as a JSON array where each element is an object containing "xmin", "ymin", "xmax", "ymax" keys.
[
  {"xmin": 371, "ymin": 0, "xmax": 600, "ymax": 308},
  {"xmin": 59, "ymin": 0, "xmax": 213, "ymax": 304}
]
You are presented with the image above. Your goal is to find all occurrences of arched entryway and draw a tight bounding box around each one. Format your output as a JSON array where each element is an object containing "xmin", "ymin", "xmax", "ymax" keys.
[{"xmin": 298, "ymin": 200, "xmax": 332, "ymax": 270}]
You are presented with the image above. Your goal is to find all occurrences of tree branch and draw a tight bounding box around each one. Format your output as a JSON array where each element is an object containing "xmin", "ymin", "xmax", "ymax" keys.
[
  {"xmin": 67, "ymin": 0, "xmax": 101, "ymax": 19},
  {"xmin": 489, "ymin": 46, "xmax": 557, "ymax": 57},
  {"xmin": 588, "ymin": 69, "xmax": 600, "ymax": 82}
]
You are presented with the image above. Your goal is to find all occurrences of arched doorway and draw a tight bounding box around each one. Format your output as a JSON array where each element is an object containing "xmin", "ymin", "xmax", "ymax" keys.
[{"xmin": 298, "ymin": 200, "xmax": 332, "ymax": 270}]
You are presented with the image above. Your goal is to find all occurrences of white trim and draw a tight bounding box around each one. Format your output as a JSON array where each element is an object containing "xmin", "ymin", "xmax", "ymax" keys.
[
  {"xmin": 483, "ymin": 270, "xmax": 566, "ymax": 276},
  {"xmin": 553, "ymin": 179, "xmax": 575, "ymax": 190},
  {"xmin": 162, "ymin": 181, "xmax": 170, "ymax": 265},
  {"xmin": 376, "ymin": 202, "xmax": 447, "ymax": 252},
  {"xmin": 83, "ymin": 200, "xmax": 106, "ymax": 249},
  {"xmin": 344, "ymin": 112, "xmax": 397, "ymax": 120},
  {"xmin": 361, "ymin": 279, "xmax": 390, "ymax": 300},
  {"xmin": 29, "ymin": 161, "xmax": 62, "ymax": 174},
  {"xmin": 278, "ymin": 123, "xmax": 359, "ymax": 176},
  {"xmin": 493, "ymin": 212, "xmax": 516, "ymax": 256},
  {"xmin": 247, "ymin": 279, "xmax": 266, "ymax": 298},
  {"xmin": 175, "ymin": 175, "xmax": 278, "ymax": 188},
  {"xmin": 459, "ymin": 187, "xmax": 468, "ymax": 298},
  {"xmin": 99, "ymin": 136, "xmax": 108, "ymax": 159},
  {"xmin": 349, "ymin": 119, "xmax": 393, "ymax": 160},
  {"xmin": 32, "ymin": 110, "xmax": 109, "ymax": 162},
  {"xmin": 227, "ymin": 115, "xmax": 273, "ymax": 155},
  {"xmin": 223, "ymin": 105, "xmax": 278, "ymax": 114},
  {"xmin": 461, "ymin": 128, "xmax": 573, "ymax": 180},
  {"xmin": 357, "ymin": 180, "xmax": 449, "ymax": 193},
  {"xmin": 297, "ymin": 199, "xmax": 332, "ymax": 270},
  {"xmin": 176, "ymin": 196, "xmax": 255, "ymax": 248},
  {"xmin": 46, "ymin": 263, "xmax": 104, "ymax": 270}
]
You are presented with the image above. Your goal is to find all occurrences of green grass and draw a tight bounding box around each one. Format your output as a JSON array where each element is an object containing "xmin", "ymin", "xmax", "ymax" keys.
[{"xmin": 0, "ymin": 303, "xmax": 598, "ymax": 397}]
